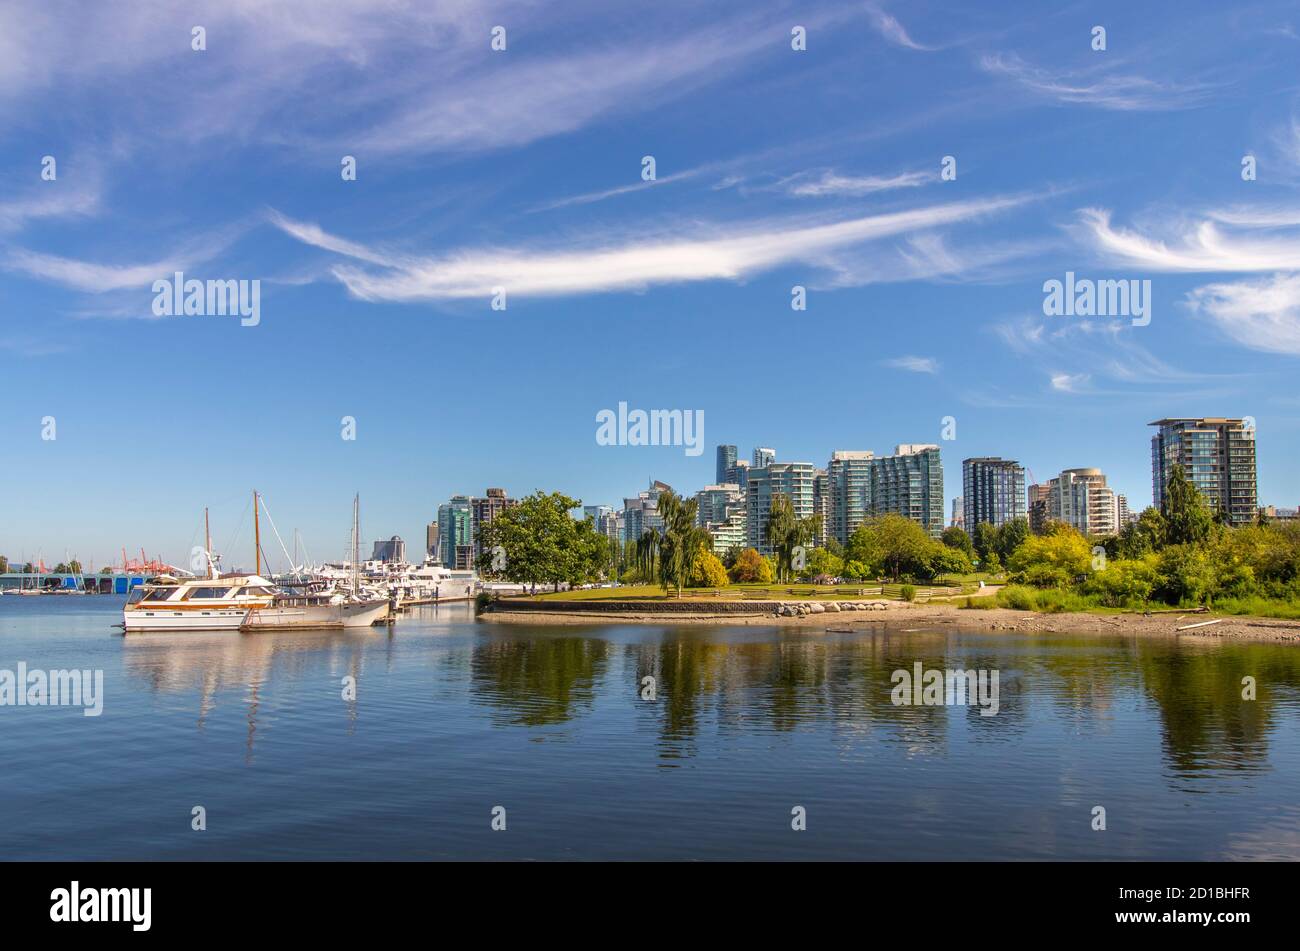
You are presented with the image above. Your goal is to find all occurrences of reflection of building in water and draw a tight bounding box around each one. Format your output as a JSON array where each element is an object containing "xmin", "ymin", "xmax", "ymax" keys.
[{"xmin": 121, "ymin": 630, "xmax": 372, "ymax": 759}]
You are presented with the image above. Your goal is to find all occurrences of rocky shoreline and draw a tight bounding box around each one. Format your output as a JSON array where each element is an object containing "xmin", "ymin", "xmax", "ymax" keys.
[{"xmin": 480, "ymin": 598, "xmax": 1300, "ymax": 644}]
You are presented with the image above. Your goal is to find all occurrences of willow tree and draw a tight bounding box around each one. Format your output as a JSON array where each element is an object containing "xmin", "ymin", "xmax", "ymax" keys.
[
  {"xmin": 640, "ymin": 490, "xmax": 711, "ymax": 598},
  {"xmin": 764, "ymin": 494, "xmax": 822, "ymax": 583}
]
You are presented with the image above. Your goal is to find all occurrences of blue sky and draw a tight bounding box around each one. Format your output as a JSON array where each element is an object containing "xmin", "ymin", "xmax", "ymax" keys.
[{"xmin": 3, "ymin": 0, "xmax": 1300, "ymax": 569}]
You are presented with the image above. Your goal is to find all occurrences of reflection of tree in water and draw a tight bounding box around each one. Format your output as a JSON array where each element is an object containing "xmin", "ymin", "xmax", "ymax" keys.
[
  {"xmin": 1031, "ymin": 637, "xmax": 1138, "ymax": 729},
  {"xmin": 632, "ymin": 636, "xmax": 728, "ymax": 759},
  {"xmin": 1135, "ymin": 641, "xmax": 1300, "ymax": 774},
  {"xmin": 632, "ymin": 632, "xmax": 979, "ymax": 758},
  {"xmin": 470, "ymin": 635, "xmax": 609, "ymax": 726}
]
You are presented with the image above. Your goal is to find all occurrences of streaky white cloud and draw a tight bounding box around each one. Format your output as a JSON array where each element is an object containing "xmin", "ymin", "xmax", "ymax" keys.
[
  {"xmin": 1050, "ymin": 372, "xmax": 1091, "ymax": 393},
  {"xmin": 992, "ymin": 314, "xmax": 1234, "ymax": 394},
  {"xmin": 883, "ymin": 355, "xmax": 938, "ymax": 373},
  {"xmin": 5, "ymin": 248, "xmax": 191, "ymax": 292},
  {"xmin": 786, "ymin": 169, "xmax": 931, "ymax": 197},
  {"xmin": 1079, "ymin": 207, "xmax": 1300, "ymax": 271},
  {"xmin": 979, "ymin": 53, "xmax": 1210, "ymax": 111},
  {"xmin": 823, "ymin": 231, "xmax": 1042, "ymax": 288},
  {"xmin": 2, "ymin": 2, "xmax": 853, "ymax": 161},
  {"xmin": 1081, "ymin": 205, "xmax": 1300, "ymax": 355},
  {"xmin": 352, "ymin": 13, "xmax": 814, "ymax": 157},
  {"xmin": 529, "ymin": 167, "xmax": 712, "ymax": 213},
  {"xmin": 866, "ymin": 4, "xmax": 933, "ymax": 51},
  {"xmin": 0, "ymin": 169, "xmax": 102, "ymax": 233},
  {"xmin": 5, "ymin": 228, "xmax": 235, "ymax": 292},
  {"xmin": 270, "ymin": 193, "xmax": 1037, "ymax": 301},
  {"xmin": 265, "ymin": 209, "xmax": 396, "ymax": 267},
  {"xmin": 1187, "ymin": 273, "xmax": 1300, "ymax": 355}
]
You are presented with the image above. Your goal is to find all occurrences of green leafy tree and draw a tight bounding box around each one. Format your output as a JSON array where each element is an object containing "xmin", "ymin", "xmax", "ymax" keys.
[
  {"xmin": 842, "ymin": 559, "xmax": 870, "ymax": 581},
  {"xmin": 1154, "ymin": 544, "xmax": 1215, "ymax": 605},
  {"xmin": 1162, "ymin": 465, "xmax": 1216, "ymax": 547},
  {"xmin": 847, "ymin": 514, "xmax": 935, "ymax": 581},
  {"xmin": 476, "ymin": 491, "xmax": 608, "ymax": 591},
  {"xmin": 971, "ymin": 522, "xmax": 999, "ymax": 565},
  {"xmin": 1116, "ymin": 507, "xmax": 1166, "ymax": 558},
  {"xmin": 1084, "ymin": 555, "xmax": 1159, "ymax": 607},
  {"xmin": 1006, "ymin": 523, "xmax": 1092, "ymax": 588},
  {"xmin": 994, "ymin": 518, "xmax": 1030, "ymax": 563},
  {"xmin": 802, "ymin": 547, "xmax": 844, "ymax": 581},
  {"xmin": 930, "ymin": 544, "xmax": 974, "ymax": 577},
  {"xmin": 941, "ymin": 526, "xmax": 974, "ymax": 560}
]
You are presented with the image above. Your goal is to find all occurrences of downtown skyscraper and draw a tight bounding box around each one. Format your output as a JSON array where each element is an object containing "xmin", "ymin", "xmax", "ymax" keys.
[
  {"xmin": 1150, "ymin": 418, "xmax": 1258, "ymax": 526},
  {"xmin": 961, "ymin": 457, "xmax": 1027, "ymax": 531}
]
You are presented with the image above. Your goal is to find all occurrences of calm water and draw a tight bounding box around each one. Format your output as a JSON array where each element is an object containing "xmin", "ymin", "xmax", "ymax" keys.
[{"xmin": 1, "ymin": 597, "xmax": 1298, "ymax": 861}]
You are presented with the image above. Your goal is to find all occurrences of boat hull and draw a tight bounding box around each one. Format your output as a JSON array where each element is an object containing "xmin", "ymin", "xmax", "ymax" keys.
[
  {"xmin": 122, "ymin": 608, "xmax": 250, "ymax": 632},
  {"xmin": 240, "ymin": 600, "xmax": 390, "ymax": 631}
]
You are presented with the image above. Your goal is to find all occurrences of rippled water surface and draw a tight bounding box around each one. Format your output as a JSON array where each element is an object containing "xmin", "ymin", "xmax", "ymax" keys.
[{"xmin": 2, "ymin": 597, "xmax": 1298, "ymax": 860}]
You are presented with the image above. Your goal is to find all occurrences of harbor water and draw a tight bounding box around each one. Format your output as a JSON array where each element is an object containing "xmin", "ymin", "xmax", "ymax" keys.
[{"xmin": 1, "ymin": 597, "xmax": 1298, "ymax": 860}]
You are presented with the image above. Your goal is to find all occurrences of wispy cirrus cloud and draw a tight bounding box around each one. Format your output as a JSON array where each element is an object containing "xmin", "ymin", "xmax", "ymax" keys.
[
  {"xmin": 0, "ymin": 180, "xmax": 101, "ymax": 233},
  {"xmin": 5, "ymin": 228, "xmax": 237, "ymax": 293},
  {"xmin": 1080, "ymin": 207, "xmax": 1300, "ymax": 271},
  {"xmin": 978, "ymin": 53, "xmax": 1212, "ymax": 111},
  {"xmin": 0, "ymin": 2, "xmax": 858, "ymax": 162},
  {"xmin": 784, "ymin": 169, "xmax": 931, "ymax": 197},
  {"xmin": 987, "ymin": 315, "xmax": 1239, "ymax": 404},
  {"xmin": 5, "ymin": 249, "xmax": 190, "ymax": 292},
  {"xmin": 1188, "ymin": 273, "xmax": 1300, "ymax": 355},
  {"xmin": 1080, "ymin": 206, "xmax": 1300, "ymax": 355},
  {"xmin": 865, "ymin": 4, "xmax": 934, "ymax": 51},
  {"xmin": 883, "ymin": 355, "xmax": 938, "ymax": 373},
  {"xmin": 269, "ymin": 193, "xmax": 1038, "ymax": 301}
]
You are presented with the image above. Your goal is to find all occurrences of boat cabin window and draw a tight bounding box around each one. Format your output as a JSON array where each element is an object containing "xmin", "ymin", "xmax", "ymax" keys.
[
  {"xmin": 241, "ymin": 586, "xmax": 274, "ymax": 596},
  {"xmin": 142, "ymin": 588, "xmax": 176, "ymax": 602},
  {"xmin": 126, "ymin": 589, "xmax": 147, "ymax": 604},
  {"xmin": 183, "ymin": 586, "xmax": 234, "ymax": 599}
]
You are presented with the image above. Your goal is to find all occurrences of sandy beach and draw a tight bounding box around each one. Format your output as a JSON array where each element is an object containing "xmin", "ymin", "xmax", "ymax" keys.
[{"xmin": 481, "ymin": 600, "xmax": 1300, "ymax": 644}]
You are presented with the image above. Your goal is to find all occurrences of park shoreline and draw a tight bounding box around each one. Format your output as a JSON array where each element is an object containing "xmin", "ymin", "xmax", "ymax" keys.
[{"xmin": 479, "ymin": 598, "xmax": 1300, "ymax": 644}]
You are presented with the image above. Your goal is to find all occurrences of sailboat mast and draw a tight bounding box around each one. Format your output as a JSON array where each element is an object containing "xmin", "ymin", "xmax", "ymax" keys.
[
  {"xmin": 352, "ymin": 494, "xmax": 360, "ymax": 597},
  {"xmin": 205, "ymin": 507, "xmax": 213, "ymax": 580},
  {"xmin": 253, "ymin": 490, "xmax": 262, "ymax": 577}
]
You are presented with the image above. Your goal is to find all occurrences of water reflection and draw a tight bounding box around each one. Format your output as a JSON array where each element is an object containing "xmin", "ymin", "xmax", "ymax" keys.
[
  {"xmin": 121, "ymin": 627, "xmax": 382, "ymax": 760},
  {"xmin": 113, "ymin": 618, "xmax": 1300, "ymax": 777}
]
